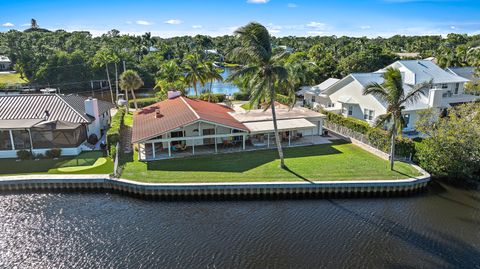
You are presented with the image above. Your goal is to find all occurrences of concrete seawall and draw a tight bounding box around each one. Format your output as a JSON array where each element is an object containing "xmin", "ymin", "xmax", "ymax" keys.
[{"xmin": 0, "ymin": 165, "xmax": 430, "ymax": 199}]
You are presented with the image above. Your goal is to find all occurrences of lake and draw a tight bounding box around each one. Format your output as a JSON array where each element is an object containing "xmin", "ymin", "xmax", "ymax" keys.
[{"xmin": 0, "ymin": 182, "xmax": 479, "ymax": 268}]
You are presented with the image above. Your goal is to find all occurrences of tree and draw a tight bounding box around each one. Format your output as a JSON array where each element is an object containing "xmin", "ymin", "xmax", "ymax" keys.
[
  {"xmin": 204, "ymin": 61, "xmax": 223, "ymax": 102},
  {"xmin": 93, "ymin": 47, "xmax": 118, "ymax": 104},
  {"xmin": 363, "ymin": 67, "xmax": 431, "ymax": 170},
  {"xmin": 228, "ymin": 22, "xmax": 290, "ymax": 168},
  {"xmin": 415, "ymin": 103, "xmax": 480, "ymax": 180},
  {"xmin": 183, "ymin": 54, "xmax": 206, "ymax": 96},
  {"xmin": 120, "ymin": 69, "xmax": 143, "ymax": 112}
]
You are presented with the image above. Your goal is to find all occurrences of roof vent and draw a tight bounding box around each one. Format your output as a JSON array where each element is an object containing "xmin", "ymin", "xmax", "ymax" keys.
[{"xmin": 155, "ymin": 108, "xmax": 162, "ymax": 118}]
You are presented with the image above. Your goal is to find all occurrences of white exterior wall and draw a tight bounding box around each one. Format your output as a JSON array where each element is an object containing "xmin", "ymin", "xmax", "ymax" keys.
[{"xmin": 328, "ymin": 80, "xmax": 387, "ymax": 124}]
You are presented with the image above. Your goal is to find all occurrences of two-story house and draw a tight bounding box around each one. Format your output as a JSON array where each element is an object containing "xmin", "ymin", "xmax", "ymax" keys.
[{"xmin": 309, "ymin": 60, "xmax": 478, "ymax": 134}]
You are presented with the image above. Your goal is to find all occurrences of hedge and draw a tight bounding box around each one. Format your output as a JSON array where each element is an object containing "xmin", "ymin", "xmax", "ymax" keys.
[
  {"xmin": 233, "ymin": 92, "xmax": 250, "ymax": 101},
  {"xmin": 107, "ymin": 107, "xmax": 125, "ymax": 157},
  {"xmin": 196, "ymin": 93, "xmax": 227, "ymax": 103},
  {"xmin": 129, "ymin": 97, "xmax": 158, "ymax": 108},
  {"xmin": 321, "ymin": 109, "xmax": 415, "ymax": 157}
]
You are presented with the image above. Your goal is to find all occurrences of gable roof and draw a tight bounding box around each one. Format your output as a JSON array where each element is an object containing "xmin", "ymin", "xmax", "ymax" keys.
[
  {"xmin": 0, "ymin": 94, "xmax": 113, "ymax": 124},
  {"xmin": 299, "ymin": 78, "xmax": 340, "ymax": 95},
  {"xmin": 387, "ymin": 60, "xmax": 469, "ymax": 84},
  {"xmin": 132, "ymin": 97, "xmax": 248, "ymax": 143}
]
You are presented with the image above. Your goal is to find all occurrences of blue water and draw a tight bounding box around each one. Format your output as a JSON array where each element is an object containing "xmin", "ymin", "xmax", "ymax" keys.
[{"xmin": 186, "ymin": 68, "xmax": 240, "ymax": 96}]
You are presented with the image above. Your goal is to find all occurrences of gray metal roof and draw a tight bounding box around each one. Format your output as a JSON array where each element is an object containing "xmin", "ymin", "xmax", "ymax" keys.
[
  {"xmin": 446, "ymin": 67, "xmax": 477, "ymax": 81},
  {"xmin": 0, "ymin": 94, "xmax": 113, "ymax": 124}
]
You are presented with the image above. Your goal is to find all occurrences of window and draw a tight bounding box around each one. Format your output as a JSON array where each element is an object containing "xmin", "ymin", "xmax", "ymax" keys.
[
  {"xmin": 11, "ymin": 130, "xmax": 31, "ymax": 150},
  {"xmin": 404, "ymin": 114, "xmax": 410, "ymax": 126},
  {"xmin": 441, "ymin": 84, "xmax": 448, "ymax": 89},
  {"xmin": 348, "ymin": 105, "xmax": 353, "ymax": 116},
  {"xmin": 0, "ymin": 130, "xmax": 12, "ymax": 150},
  {"xmin": 311, "ymin": 95, "xmax": 315, "ymax": 103},
  {"xmin": 326, "ymin": 102, "xmax": 335, "ymax": 108},
  {"xmin": 363, "ymin": 109, "xmax": 374, "ymax": 121},
  {"xmin": 454, "ymin": 83, "xmax": 460, "ymax": 94}
]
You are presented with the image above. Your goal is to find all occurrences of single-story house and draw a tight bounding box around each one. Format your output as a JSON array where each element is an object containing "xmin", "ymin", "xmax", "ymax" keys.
[
  {"xmin": 0, "ymin": 94, "xmax": 114, "ymax": 158},
  {"xmin": 0, "ymin": 55, "xmax": 11, "ymax": 71},
  {"xmin": 131, "ymin": 95, "xmax": 326, "ymax": 161}
]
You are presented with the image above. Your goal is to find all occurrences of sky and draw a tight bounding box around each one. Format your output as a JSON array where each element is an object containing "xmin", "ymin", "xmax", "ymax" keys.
[{"xmin": 1, "ymin": 0, "xmax": 480, "ymax": 37}]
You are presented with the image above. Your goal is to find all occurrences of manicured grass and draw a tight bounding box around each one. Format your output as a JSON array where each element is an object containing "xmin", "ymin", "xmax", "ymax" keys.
[
  {"xmin": 0, "ymin": 151, "xmax": 113, "ymax": 175},
  {"xmin": 124, "ymin": 112, "xmax": 134, "ymax": 127},
  {"xmin": 240, "ymin": 102, "xmax": 253, "ymax": 110},
  {"xmin": 0, "ymin": 73, "xmax": 28, "ymax": 85},
  {"xmin": 120, "ymin": 142, "xmax": 421, "ymax": 183}
]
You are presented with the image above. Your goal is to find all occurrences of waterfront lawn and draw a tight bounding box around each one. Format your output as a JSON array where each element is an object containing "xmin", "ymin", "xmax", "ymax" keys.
[
  {"xmin": 0, "ymin": 151, "xmax": 113, "ymax": 176},
  {"xmin": 0, "ymin": 73, "xmax": 28, "ymax": 84},
  {"xmin": 120, "ymin": 142, "xmax": 421, "ymax": 183}
]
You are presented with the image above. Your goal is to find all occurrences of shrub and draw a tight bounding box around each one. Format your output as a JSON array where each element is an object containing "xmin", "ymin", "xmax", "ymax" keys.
[
  {"xmin": 87, "ymin": 134, "xmax": 99, "ymax": 145},
  {"xmin": 45, "ymin": 148, "xmax": 62, "ymax": 159},
  {"xmin": 233, "ymin": 92, "xmax": 250, "ymax": 101},
  {"xmin": 107, "ymin": 107, "xmax": 125, "ymax": 157},
  {"xmin": 321, "ymin": 109, "xmax": 371, "ymax": 134},
  {"xmin": 197, "ymin": 93, "xmax": 226, "ymax": 103},
  {"xmin": 129, "ymin": 97, "xmax": 158, "ymax": 108},
  {"xmin": 276, "ymin": 94, "xmax": 294, "ymax": 106},
  {"xmin": 17, "ymin": 150, "xmax": 33, "ymax": 160}
]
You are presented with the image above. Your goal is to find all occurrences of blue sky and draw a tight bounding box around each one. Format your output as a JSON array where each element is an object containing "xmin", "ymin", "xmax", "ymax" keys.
[{"xmin": 1, "ymin": 0, "xmax": 480, "ymax": 37}]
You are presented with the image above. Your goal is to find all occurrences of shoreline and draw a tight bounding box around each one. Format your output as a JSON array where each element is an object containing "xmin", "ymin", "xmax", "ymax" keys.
[{"xmin": 0, "ymin": 164, "xmax": 430, "ymax": 199}]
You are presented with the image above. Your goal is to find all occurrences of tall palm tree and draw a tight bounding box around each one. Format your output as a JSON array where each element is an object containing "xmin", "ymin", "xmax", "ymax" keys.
[
  {"xmin": 204, "ymin": 61, "xmax": 223, "ymax": 102},
  {"xmin": 93, "ymin": 47, "xmax": 118, "ymax": 104},
  {"xmin": 229, "ymin": 22, "xmax": 290, "ymax": 168},
  {"xmin": 363, "ymin": 67, "xmax": 431, "ymax": 170},
  {"xmin": 120, "ymin": 70, "xmax": 144, "ymax": 112},
  {"xmin": 183, "ymin": 54, "xmax": 206, "ymax": 96}
]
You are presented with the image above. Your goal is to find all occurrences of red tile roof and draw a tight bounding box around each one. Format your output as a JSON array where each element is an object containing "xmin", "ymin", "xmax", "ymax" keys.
[{"xmin": 132, "ymin": 97, "xmax": 247, "ymax": 143}]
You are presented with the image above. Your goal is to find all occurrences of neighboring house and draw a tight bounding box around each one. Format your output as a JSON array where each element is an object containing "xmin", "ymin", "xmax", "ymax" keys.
[
  {"xmin": 131, "ymin": 95, "xmax": 325, "ymax": 160},
  {"xmin": 310, "ymin": 60, "xmax": 479, "ymax": 132},
  {"xmin": 0, "ymin": 55, "xmax": 11, "ymax": 71},
  {"xmin": 299, "ymin": 78, "xmax": 340, "ymax": 106},
  {"xmin": 0, "ymin": 94, "xmax": 114, "ymax": 158}
]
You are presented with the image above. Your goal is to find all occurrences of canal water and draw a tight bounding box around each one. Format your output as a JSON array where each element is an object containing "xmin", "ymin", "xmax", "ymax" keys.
[{"xmin": 0, "ymin": 183, "xmax": 479, "ymax": 269}]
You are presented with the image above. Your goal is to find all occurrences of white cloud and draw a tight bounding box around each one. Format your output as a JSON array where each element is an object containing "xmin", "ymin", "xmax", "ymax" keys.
[
  {"xmin": 2, "ymin": 22, "xmax": 14, "ymax": 27},
  {"xmin": 126, "ymin": 21, "xmax": 133, "ymax": 25},
  {"xmin": 287, "ymin": 3, "xmax": 298, "ymax": 8},
  {"xmin": 164, "ymin": 19, "xmax": 182, "ymax": 25},
  {"xmin": 360, "ymin": 25, "xmax": 371, "ymax": 29},
  {"xmin": 247, "ymin": 0, "xmax": 269, "ymax": 3},
  {"xmin": 192, "ymin": 25, "xmax": 203, "ymax": 29},
  {"xmin": 451, "ymin": 25, "xmax": 456, "ymax": 29},
  {"xmin": 21, "ymin": 23, "xmax": 30, "ymax": 27},
  {"xmin": 266, "ymin": 23, "xmax": 282, "ymax": 34},
  {"xmin": 307, "ymin": 31, "xmax": 325, "ymax": 36},
  {"xmin": 136, "ymin": 20, "xmax": 152, "ymax": 25},
  {"xmin": 306, "ymin": 21, "xmax": 327, "ymax": 30}
]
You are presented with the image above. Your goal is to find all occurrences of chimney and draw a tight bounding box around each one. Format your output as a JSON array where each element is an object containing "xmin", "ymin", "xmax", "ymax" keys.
[
  {"xmin": 155, "ymin": 108, "xmax": 162, "ymax": 118},
  {"xmin": 84, "ymin": 97, "xmax": 101, "ymax": 138},
  {"xmin": 44, "ymin": 110, "xmax": 50, "ymax": 120},
  {"xmin": 167, "ymin": 91, "xmax": 182, "ymax": 99}
]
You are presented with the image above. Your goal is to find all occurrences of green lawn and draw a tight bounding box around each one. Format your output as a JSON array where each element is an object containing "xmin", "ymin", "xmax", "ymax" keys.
[
  {"xmin": 0, "ymin": 151, "xmax": 113, "ymax": 176},
  {"xmin": 0, "ymin": 73, "xmax": 28, "ymax": 85},
  {"xmin": 120, "ymin": 142, "xmax": 421, "ymax": 183}
]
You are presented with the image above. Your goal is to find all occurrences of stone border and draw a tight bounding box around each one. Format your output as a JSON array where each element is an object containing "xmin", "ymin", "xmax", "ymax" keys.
[{"xmin": 0, "ymin": 164, "xmax": 430, "ymax": 198}]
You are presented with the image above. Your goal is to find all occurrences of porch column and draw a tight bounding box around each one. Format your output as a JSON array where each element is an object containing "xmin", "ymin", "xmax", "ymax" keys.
[
  {"xmin": 168, "ymin": 141, "xmax": 171, "ymax": 157},
  {"xmin": 152, "ymin": 143, "xmax": 156, "ymax": 159},
  {"xmin": 214, "ymin": 126, "xmax": 218, "ymax": 153},
  {"xmin": 288, "ymin": 131, "xmax": 291, "ymax": 147},
  {"xmin": 9, "ymin": 130, "xmax": 15, "ymax": 150},
  {"xmin": 312, "ymin": 128, "xmax": 315, "ymax": 143},
  {"xmin": 242, "ymin": 134, "xmax": 246, "ymax": 150},
  {"xmin": 27, "ymin": 129, "xmax": 34, "ymax": 152},
  {"xmin": 192, "ymin": 138, "xmax": 195, "ymax": 155},
  {"xmin": 267, "ymin": 133, "xmax": 270, "ymax": 148}
]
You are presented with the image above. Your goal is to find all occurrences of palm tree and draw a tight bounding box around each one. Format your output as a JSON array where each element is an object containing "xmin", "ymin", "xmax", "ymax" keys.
[
  {"xmin": 120, "ymin": 70, "xmax": 144, "ymax": 112},
  {"xmin": 229, "ymin": 22, "xmax": 290, "ymax": 168},
  {"xmin": 93, "ymin": 47, "xmax": 119, "ymax": 104},
  {"xmin": 363, "ymin": 67, "xmax": 431, "ymax": 170},
  {"xmin": 183, "ymin": 54, "xmax": 206, "ymax": 96},
  {"xmin": 204, "ymin": 61, "xmax": 223, "ymax": 102}
]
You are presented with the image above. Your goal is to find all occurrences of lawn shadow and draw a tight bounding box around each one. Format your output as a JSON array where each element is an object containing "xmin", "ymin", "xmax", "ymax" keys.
[
  {"xmin": 282, "ymin": 166, "xmax": 314, "ymax": 183},
  {"xmin": 146, "ymin": 143, "xmax": 343, "ymax": 173}
]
